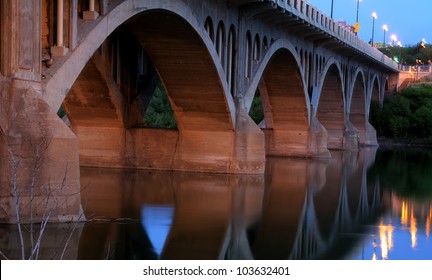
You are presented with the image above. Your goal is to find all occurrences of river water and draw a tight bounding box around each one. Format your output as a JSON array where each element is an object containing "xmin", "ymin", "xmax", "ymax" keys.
[{"xmin": 1, "ymin": 147, "xmax": 431, "ymax": 260}]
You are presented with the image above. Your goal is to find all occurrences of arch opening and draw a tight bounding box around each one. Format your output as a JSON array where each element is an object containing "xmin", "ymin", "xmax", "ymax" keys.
[
  {"xmin": 61, "ymin": 9, "xmax": 247, "ymax": 173},
  {"xmin": 205, "ymin": 16, "xmax": 214, "ymax": 42},
  {"xmin": 350, "ymin": 73, "xmax": 366, "ymax": 145},
  {"xmin": 317, "ymin": 64, "xmax": 345, "ymax": 150},
  {"xmin": 216, "ymin": 21, "xmax": 226, "ymax": 70},
  {"xmin": 369, "ymin": 77, "xmax": 381, "ymax": 137},
  {"xmin": 227, "ymin": 25, "xmax": 236, "ymax": 96},
  {"xmin": 125, "ymin": 10, "xmax": 233, "ymax": 131},
  {"xmin": 250, "ymin": 48, "xmax": 309, "ymax": 157},
  {"xmin": 245, "ymin": 31, "xmax": 252, "ymax": 79}
]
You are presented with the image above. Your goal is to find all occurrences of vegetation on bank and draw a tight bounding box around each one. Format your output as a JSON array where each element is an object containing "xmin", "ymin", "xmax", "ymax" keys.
[
  {"xmin": 368, "ymin": 148, "xmax": 432, "ymax": 199},
  {"xmin": 370, "ymin": 84, "xmax": 432, "ymax": 141},
  {"xmin": 141, "ymin": 83, "xmax": 177, "ymax": 129},
  {"xmin": 249, "ymin": 91, "xmax": 264, "ymax": 125},
  {"xmin": 379, "ymin": 43, "xmax": 432, "ymax": 65}
]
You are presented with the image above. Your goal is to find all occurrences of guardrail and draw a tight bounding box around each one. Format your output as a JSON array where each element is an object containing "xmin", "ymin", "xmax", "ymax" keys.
[
  {"xmin": 400, "ymin": 65, "xmax": 432, "ymax": 73},
  {"xmin": 268, "ymin": 0, "xmax": 399, "ymax": 71}
]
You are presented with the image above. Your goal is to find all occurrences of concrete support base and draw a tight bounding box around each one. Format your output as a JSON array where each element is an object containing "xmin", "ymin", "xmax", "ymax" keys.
[
  {"xmin": 83, "ymin": 11, "xmax": 99, "ymax": 20},
  {"xmin": 309, "ymin": 117, "xmax": 332, "ymax": 158},
  {"xmin": 232, "ymin": 109, "xmax": 266, "ymax": 173},
  {"xmin": 51, "ymin": 46, "xmax": 69, "ymax": 57},
  {"xmin": 343, "ymin": 120, "xmax": 360, "ymax": 150},
  {"xmin": 0, "ymin": 86, "xmax": 82, "ymax": 223},
  {"xmin": 363, "ymin": 121, "xmax": 379, "ymax": 146},
  {"xmin": 263, "ymin": 118, "xmax": 330, "ymax": 159},
  {"xmin": 73, "ymin": 112, "xmax": 265, "ymax": 174}
]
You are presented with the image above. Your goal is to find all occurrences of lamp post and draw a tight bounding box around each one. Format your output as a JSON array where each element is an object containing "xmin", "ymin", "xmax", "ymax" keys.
[
  {"xmin": 397, "ymin": 41, "xmax": 403, "ymax": 68},
  {"xmin": 390, "ymin": 34, "xmax": 397, "ymax": 46},
  {"xmin": 355, "ymin": 0, "xmax": 362, "ymax": 36},
  {"xmin": 331, "ymin": 0, "xmax": 334, "ymax": 18},
  {"xmin": 371, "ymin": 12, "xmax": 377, "ymax": 46},
  {"xmin": 382, "ymin": 24, "xmax": 388, "ymax": 47}
]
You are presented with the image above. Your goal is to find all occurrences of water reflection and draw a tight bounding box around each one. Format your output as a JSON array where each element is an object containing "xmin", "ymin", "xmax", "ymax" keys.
[
  {"xmin": 77, "ymin": 148, "xmax": 389, "ymax": 260},
  {"xmin": 1, "ymin": 148, "xmax": 432, "ymax": 260}
]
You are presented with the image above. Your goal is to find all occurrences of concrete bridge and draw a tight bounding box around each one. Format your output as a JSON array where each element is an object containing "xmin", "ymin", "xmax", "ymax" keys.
[
  {"xmin": 0, "ymin": 0, "xmax": 399, "ymax": 222},
  {"xmin": 398, "ymin": 65, "xmax": 432, "ymax": 90}
]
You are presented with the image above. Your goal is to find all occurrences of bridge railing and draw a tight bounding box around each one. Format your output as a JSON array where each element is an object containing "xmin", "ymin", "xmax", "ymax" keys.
[
  {"xmin": 400, "ymin": 65, "xmax": 432, "ymax": 73},
  {"xmin": 270, "ymin": 0, "xmax": 398, "ymax": 71}
]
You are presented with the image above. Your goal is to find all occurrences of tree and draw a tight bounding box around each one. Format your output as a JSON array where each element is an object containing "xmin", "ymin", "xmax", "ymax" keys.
[{"xmin": 0, "ymin": 127, "xmax": 84, "ymax": 260}]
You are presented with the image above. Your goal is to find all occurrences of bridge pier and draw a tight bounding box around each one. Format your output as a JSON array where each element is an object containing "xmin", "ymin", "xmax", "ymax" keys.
[
  {"xmin": 263, "ymin": 127, "xmax": 331, "ymax": 158},
  {"xmin": 364, "ymin": 121, "xmax": 379, "ymax": 146},
  {"xmin": 0, "ymin": 84, "xmax": 82, "ymax": 223},
  {"xmin": 343, "ymin": 120, "xmax": 360, "ymax": 150}
]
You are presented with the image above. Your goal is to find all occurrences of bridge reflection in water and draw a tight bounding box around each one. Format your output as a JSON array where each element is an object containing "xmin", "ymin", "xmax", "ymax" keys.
[
  {"xmin": 77, "ymin": 148, "xmax": 387, "ymax": 260},
  {"xmin": 2, "ymin": 148, "xmax": 432, "ymax": 260}
]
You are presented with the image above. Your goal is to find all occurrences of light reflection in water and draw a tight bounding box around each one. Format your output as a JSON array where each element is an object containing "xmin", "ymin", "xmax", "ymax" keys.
[
  {"xmin": 401, "ymin": 201, "xmax": 409, "ymax": 226},
  {"xmin": 426, "ymin": 207, "xmax": 432, "ymax": 238},
  {"xmin": 363, "ymin": 197, "xmax": 431, "ymax": 260},
  {"xmin": 141, "ymin": 205, "xmax": 174, "ymax": 258},
  {"xmin": 410, "ymin": 210, "xmax": 417, "ymax": 249},
  {"xmin": 377, "ymin": 220, "xmax": 394, "ymax": 260}
]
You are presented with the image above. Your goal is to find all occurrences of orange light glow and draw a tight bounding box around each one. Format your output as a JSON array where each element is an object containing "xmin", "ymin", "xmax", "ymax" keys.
[
  {"xmin": 426, "ymin": 208, "xmax": 432, "ymax": 238},
  {"xmin": 401, "ymin": 201, "xmax": 409, "ymax": 226},
  {"xmin": 378, "ymin": 222, "xmax": 394, "ymax": 260},
  {"xmin": 410, "ymin": 210, "xmax": 417, "ymax": 248}
]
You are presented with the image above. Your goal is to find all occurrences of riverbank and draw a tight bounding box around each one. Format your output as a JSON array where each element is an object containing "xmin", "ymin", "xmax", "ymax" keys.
[{"xmin": 377, "ymin": 137, "xmax": 432, "ymax": 148}]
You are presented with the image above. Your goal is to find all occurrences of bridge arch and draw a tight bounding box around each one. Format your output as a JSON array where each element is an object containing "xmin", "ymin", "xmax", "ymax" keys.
[
  {"xmin": 313, "ymin": 58, "xmax": 345, "ymax": 149},
  {"xmin": 244, "ymin": 39, "xmax": 314, "ymax": 157},
  {"xmin": 244, "ymin": 39, "xmax": 309, "ymax": 119},
  {"xmin": 44, "ymin": 1, "xmax": 236, "ymax": 127},
  {"xmin": 369, "ymin": 74, "xmax": 381, "ymax": 103},
  {"xmin": 349, "ymin": 69, "xmax": 367, "ymax": 144},
  {"xmin": 44, "ymin": 1, "xmax": 267, "ymax": 174}
]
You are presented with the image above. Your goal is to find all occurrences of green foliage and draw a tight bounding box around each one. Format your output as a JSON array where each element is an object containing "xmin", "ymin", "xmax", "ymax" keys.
[
  {"xmin": 142, "ymin": 83, "xmax": 177, "ymax": 129},
  {"xmin": 57, "ymin": 106, "xmax": 66, "ymax": 119},
  {"xmin": 249, "ymin": 91, "xmax": 264, "ymax": 125},
  {"xmin": 370, "ymin": 85, "xmax": 432, "ymax": 139},
  {"xmin": 379, "ymin": 44, "xmax": 432, "ymax": 65}
]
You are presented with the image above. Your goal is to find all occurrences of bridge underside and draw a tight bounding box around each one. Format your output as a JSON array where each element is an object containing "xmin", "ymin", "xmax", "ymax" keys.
[
  {"xmin": 317, "ymin": 66, "xmax": 347, "ymax": 150},
  {"xmin": 259, "ymin": 50, "xmax": 329, "ymax": 158},
  {"xmin": 63, "ymin": 10, "xmax": 265, "ymax": 174}
]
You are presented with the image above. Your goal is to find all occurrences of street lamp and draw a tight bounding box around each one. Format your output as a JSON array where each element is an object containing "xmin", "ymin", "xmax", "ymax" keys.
[
  {"xmin": 382, "ymin": 24, "xmax": 388, "ymax": 46},
  {"xmin": 390, "ymin": 34, "xmax": 397, "ymax": 46},
  {"xmin": 371, "ymin": 12, "xmax": 377, "ymax": 46},
  {"xmin": 355, "ymin": 0, "xmax": 362, "ymax": 36},
  {"xmin": 331, "ymin": 0, "xmax": 334, "ymax": 18},
  {"xmin": 397, "ymin": 41, "xmax": 402, "ymax": 67}
]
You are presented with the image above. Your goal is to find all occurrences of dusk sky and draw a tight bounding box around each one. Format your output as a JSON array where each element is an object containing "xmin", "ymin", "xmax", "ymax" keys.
[{"xmin": 305, "ymin": 0, "xmax": 432, "ymax": 46}]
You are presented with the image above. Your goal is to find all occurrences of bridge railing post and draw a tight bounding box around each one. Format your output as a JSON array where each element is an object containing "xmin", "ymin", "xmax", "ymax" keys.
[{"xmin": 83, "ymin": 0, "xmax": 99, "ymax": 20}]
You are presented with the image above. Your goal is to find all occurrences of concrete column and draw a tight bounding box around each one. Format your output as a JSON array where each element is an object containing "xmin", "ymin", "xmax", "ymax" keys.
[
  {"xmin": 343, "ymin": 118, "xmax": 360, "ymax": 150},
  {"xmin": 51, "ymin": 0, "xmax": 68, "ymax": 57},
  {"xmin": 0, "ymin": 86, "xmax": 82, "ymax": 223},
  {"xmin": 83, "ymin": 0, "xmax": 99, "ymax": 20},
  {"xmin": 308, "ymin": 112, "xmax": 331, "ymax": 158},
  {"xmin": 3, "ymin": 0, "xmax": 42, "ymax": 81}
]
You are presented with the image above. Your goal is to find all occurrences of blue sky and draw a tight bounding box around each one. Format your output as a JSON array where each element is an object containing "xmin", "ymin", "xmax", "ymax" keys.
[{"xmin": 305, "ymin": 0, "xmax": 432, "ymax": 46}]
